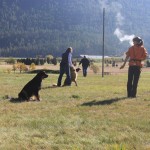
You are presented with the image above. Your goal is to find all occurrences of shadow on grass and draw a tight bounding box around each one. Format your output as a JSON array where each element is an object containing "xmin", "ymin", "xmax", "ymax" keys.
[
  {"xmin": 2, "ymin": 95, "xmax": 22, "ymax": 103},
  {"xmin": 42, "ymin": 85, "xmax": 71, "ymax": 89},
  {"xmin": 9, "ymin": 98, "xmax": 25, "ymax": 103},
  {"xmin": 81, "ymin": 97, "xmax": 127, "ymax": 106},
  {"xmin": 41, "ymin": 85, "xmax": 59, "ymax": 89},
  {"xmin": 28, "ymin": 69, "xmax": 59, "ymax": 74},
  {"xmin": 9, "ymin": 98, "xmax": 41, "ymax": 103}
]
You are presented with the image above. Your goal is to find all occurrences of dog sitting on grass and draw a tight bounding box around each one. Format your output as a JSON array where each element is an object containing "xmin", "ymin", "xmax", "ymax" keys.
[
  {"xmin": 18, "ymin": 71, "xmax": 48, "ymax": 101},
  {"xmin": 63, "ymin": 67, "xmax": 81, "ymax": 86}
]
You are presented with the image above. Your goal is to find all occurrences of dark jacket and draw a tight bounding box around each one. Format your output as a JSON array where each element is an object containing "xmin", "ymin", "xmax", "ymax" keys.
[
  {"xmin": 60, "ymin": 51, "xmax": 69, "ymax": 67},
  {"xmin": 79, "ymin": 57, "xmax": 90, "ymax": 68}
]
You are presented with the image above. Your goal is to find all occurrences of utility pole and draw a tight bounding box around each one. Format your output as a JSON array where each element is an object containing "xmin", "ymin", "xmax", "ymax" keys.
[{"xmin": 102, "ymin": 8, "xmax": 105, "ymax": 77}]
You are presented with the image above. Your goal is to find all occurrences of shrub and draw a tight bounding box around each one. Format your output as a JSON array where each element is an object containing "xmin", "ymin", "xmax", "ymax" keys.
[
  {"xmin": 90, "ymin": 63, "xmax": 100, "ymax": 74},
  {"xmin": 51, "ymin": 57, "xmax": 57, "ymax": 65},
  {"xmin": 5, "ymin": 58, "xmax": 16, "ymax": 64},
  {"xmin": 29, "ymin": 63, "xmax": 36, "ymax": 71}
]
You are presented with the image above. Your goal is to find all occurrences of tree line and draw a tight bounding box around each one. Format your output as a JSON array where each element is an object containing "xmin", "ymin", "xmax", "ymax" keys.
[
  {"xmin": 0, "ymin": 0, "xmax": 150, "ymax": 57},
  {"xmin": 5, "ymin": 55, "xmax": 57, "ymax": 66}
]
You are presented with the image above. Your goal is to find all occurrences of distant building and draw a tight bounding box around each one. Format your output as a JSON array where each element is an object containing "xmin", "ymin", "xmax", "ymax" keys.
[{"xmin": 80, "ymin": 55, "xmax": 111, "ymax": 59}]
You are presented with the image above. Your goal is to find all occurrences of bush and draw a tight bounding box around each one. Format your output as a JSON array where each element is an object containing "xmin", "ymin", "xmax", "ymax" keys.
[
  {"xmin": 146, "ymin": 60, "xmax": 150, "ymax": 67},
  {"xmin": 51, "ymin": 57, "xmax": 57, "ymax": 65},
  {"xmin": 5, "ymin": 58, "xmax": 16, "ymax": 64},
  {"xmin": 90, "ymin": 63, "xmax": 100, "ymax": 74}
]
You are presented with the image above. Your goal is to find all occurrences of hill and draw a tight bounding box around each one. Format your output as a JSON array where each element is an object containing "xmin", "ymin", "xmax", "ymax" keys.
[{"xmin": 0, "ymin": 0, "xmax": 150, "ymax": 57}]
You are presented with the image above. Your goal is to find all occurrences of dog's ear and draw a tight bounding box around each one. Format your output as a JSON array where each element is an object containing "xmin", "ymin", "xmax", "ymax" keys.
[{"xmin": 76, "ymin": 68, "xmax": 81, "ymax": 72}]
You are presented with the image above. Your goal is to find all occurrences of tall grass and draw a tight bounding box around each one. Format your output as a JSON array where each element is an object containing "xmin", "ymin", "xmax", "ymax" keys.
[{"xmin": 0, "ymin": 69, "xmax": 150, "ymax": 150}]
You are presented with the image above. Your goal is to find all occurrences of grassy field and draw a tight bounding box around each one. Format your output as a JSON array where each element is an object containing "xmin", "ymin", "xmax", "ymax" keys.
[{"xmin": 0, "ymin": 65, "xmax": 150, "ymax": 150}]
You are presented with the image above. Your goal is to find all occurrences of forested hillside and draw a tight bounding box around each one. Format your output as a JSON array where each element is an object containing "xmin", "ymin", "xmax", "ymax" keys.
[{"xmin": 0, "ymin": 0, "xmax": 150, "ymax": 57}]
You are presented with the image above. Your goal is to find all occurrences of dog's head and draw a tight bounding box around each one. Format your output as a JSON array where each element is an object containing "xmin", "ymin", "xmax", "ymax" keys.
[
  {"xmin": 37, "ymin": 71, "xmax": 48, "ymax": 79},
  {"xmin": 76, "ymin": 68, "xmax": 81, "ymax": 72}
]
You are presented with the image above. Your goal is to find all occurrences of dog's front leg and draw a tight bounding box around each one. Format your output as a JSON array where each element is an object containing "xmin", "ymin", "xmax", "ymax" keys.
[
  {"xmin": 34, "ymin": 90, "xmax": 41, "ymax": 101},
  {"xmin": 75, "ymin": 81, "xmax": 78, "ymax": 86},
  {"xmin": 36, "ymin": 92, "xmax": 41, "ymax": 101},
  {"xmin": 37, "ymin": 94, "xmax": 41, "ymax": 101}
]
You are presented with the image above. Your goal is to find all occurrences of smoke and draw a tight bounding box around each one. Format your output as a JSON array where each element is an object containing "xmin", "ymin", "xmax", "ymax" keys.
[
  {"xmin": 116, "ymin": 12, "xmax": 124, "ymax": 26},
  {"xmin": 114, "ymin": 28, "xmax": 135, "ymax": 45},
  {"xmin": 99, "ymin": 0, "xmax": 135, "ymax": 45}
]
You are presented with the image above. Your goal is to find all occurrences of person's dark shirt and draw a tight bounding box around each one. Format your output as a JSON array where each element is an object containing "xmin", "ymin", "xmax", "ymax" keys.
[
  {"xmin": 60, "ymin": 51, "xmax": 69, "ymax": 67},
  {"xmin": 79, "ymin": 58, "xmax": 90, "ymax": 68}
]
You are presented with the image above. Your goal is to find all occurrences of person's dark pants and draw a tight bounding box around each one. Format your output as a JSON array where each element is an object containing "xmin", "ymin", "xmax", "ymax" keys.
[
  {"xmin": 127, "ymin": 66, "xmax": 141, "ymax": 98},
  {"xmin": 82, "ymin": 67, "xmax": 88, "ymax": 77},
  {"xmin": 57, "ymin": 65, "xmax": 71, "ymax": 86}
]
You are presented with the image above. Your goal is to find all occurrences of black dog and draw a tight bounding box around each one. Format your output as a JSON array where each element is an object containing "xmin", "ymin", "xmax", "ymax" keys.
[{"xmin": 18, "ymin": 71, "xmax": 48, "ymax": 101}]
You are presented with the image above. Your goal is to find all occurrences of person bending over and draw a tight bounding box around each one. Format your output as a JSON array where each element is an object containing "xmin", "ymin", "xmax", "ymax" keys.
[{"xmin": 57, "ymin": 47, "xmax": 73, "ymax": 87}]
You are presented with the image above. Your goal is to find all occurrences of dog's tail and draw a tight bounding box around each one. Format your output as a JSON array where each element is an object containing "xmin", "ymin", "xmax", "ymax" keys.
[{"xmin": 2, "ymin": 95, "xmax": 23, "ymax": 103}]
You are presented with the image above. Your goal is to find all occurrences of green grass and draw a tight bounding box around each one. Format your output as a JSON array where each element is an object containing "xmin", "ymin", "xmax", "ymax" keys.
[{"xmin": 0, "ymin": 69, "xmax": 150, "ymax": 150}]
